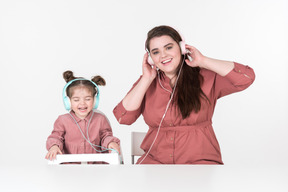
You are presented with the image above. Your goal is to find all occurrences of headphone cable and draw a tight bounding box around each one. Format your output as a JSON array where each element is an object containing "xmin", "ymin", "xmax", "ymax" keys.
[{"xmin": 138, "ymin": 56, "xmax": 185, "ymax": 164}]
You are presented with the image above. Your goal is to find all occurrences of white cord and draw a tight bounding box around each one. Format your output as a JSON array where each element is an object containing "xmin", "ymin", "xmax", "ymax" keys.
[
  {"xmin": 68, "ymin": 111, "xmax": 113, "ymax": 153},
  {"xmin": 138, "ymin": 56, "xmax": 185, "ymax": 164},
  {"xmin": 157, "ymin": 70, "xmax": 172, "ymax": 94}
]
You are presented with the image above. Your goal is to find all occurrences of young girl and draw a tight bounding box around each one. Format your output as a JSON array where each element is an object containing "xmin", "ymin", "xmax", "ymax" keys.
[
  {"xmin": 45, "ymin": 71, "xmax": 120, "ymax": 161},
  {"xmin": 113, "ymin": 25, "xmax": 255, "ymax": 164}
]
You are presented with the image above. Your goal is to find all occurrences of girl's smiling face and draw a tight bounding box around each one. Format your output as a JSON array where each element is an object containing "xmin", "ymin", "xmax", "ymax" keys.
[
  {"xmin": 149, "ymin": 35, "xmax": 182, "ymax": 79},
  {"xmin": 70, "ymin": 86, "xmax": 94, "ymax": 119}
]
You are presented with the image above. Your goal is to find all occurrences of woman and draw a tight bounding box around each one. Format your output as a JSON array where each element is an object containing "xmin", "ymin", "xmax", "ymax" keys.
[{"xmin": 113, "ymin": 25, "xmax": 255, "ymax": 164}]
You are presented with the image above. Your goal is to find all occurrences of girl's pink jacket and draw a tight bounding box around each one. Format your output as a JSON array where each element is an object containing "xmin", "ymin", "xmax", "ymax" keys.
[{"xmin": 46, "ymin": 111, "xmax": 120, "ymax": 154}]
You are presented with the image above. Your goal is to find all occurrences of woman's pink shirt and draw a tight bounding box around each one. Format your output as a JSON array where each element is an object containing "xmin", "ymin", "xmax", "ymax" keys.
[{"xmin": 113, "ymin": 63, "xmax": 255, "ymax": 164}]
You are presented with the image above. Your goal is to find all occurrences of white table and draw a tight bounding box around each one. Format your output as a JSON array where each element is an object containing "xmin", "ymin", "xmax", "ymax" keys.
[{"xmin": 1, "ymin": 164, "xmax": 287, "ymax": 192}]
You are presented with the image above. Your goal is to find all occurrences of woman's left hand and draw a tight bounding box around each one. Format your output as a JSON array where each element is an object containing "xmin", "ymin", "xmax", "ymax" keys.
[
  {"xmin": 185, "ymin": 44, "xmax": 235, "ymax": 76},
  {"xmin": 108, "ymin": 142, "xmax": 121, "ymax": 154},
  {"xmin": 184, "ymin": 45, "xmax": 206, "ymax": 68}
]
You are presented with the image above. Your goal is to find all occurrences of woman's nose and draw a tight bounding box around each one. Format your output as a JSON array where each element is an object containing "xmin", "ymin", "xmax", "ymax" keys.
[{"xmin": 160, "ymin": 50, "xmax": 167, "ymax": 58}]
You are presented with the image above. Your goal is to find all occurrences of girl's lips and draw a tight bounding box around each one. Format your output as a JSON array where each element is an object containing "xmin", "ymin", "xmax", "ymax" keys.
[{"xmin": 78, "ymin": 107, "xmax": 88, "ymax": 112}]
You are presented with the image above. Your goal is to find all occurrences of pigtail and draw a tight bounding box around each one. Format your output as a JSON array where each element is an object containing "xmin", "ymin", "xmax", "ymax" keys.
[
  {"xmin": 91, "ymin": 75, "xmax": 106, "ymax": 86},
  {"xmin": 63, "ymin": 71, "xmax": 105, "ymax": 98},
  {"xmin": 63, "ymin": 70, "xmax": 76, "ymax": 83}
]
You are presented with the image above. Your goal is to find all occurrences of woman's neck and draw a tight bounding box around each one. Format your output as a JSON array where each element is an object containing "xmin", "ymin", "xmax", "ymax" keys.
[{"xmin": 169, "ymin": 75, "xmax": 177, "ymax": 88}]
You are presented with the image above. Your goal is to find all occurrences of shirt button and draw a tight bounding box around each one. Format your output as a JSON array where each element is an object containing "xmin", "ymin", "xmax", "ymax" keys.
[
  {"xmin": 170, "ymin": 154, "xmax": 173, "ymax": 157},
  {"xmin": 169, "ymin": 123, "xmax": 173, "ymax": 126},
  {"xmin": 171, "ymin": 137, "xmax": 174, "ymax": 141},
  {"xmin": 238, "ymin": 70, "xmax": 241, "ymax": 73},
  {"xmin": 121, "ymin": 112, "xmax": 125, "ymax": 115}
]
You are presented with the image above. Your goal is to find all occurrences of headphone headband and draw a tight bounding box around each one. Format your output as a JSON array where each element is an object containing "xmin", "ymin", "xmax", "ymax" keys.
[{"xmin": 62, "ymin": 78, "xmax": 100, "ymax": 111}]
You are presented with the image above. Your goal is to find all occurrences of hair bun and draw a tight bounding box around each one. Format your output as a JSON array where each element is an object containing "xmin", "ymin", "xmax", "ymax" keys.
[
  {"xmin": 91, "ymin": 75, "xmax": 106, "ymax": 86},
  {"xmin": 63, "ymin": 70, "xmax": 75, "ymax": 83}
]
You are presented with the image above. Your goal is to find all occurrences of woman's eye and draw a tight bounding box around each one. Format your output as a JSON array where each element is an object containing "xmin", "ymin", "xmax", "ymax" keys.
[
  {"xmin": 166, "ymin": 46, "xmax": 172, "ymax": 50},
  {"xmin": 152, "ymin": 51, "xmax": 159, "ymax": 55}
]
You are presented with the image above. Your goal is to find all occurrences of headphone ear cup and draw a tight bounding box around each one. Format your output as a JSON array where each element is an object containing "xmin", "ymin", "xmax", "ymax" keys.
[
  {"xmin": 93, "ymin": 92, "xmax": 100, "ymax": 109},
  {"xmin": 147, "ymin": 54, "xmax": 154, "ymax": 65},
  {"xmin": 63, "ymin": 96, "xmax": 71, "ymax": 111},
  {"xmin": 179, "ymin": 41, "xmax": 187, "ymax": 55}
]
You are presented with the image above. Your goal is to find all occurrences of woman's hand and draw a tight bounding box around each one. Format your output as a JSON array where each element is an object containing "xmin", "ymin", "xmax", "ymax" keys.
[
  {"xmin": 45, "ymin": 145, "xmax": 62, "ymax": 160},
  {"xmin": 185, "ymin": 44, "xmax": 234, "ymax": 76},
  {"xmin": 184, "ymin": 45, "xmax": 207, "ymax": 68},
  {"xmin": 108, "ymin": 142, "xmax": 121, "ymax": 154},
  {"xmin": 142, "ymin": 52, "xmax": 157, "ymax": 81},
  {"xmin": 122, "ymin": 52, "xmax": 157, "ymax": 111}
]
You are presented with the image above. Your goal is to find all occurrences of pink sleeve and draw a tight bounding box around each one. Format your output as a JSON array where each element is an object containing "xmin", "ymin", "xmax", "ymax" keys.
[
  {"xmin": 113, "ymin": 77, "xmax": 143, "ymax": 125},
  {"xmin": 215, "ymin": 62, "xmax": 255, "ymax": 98},
  {"xmin": 98, "ymin": 115, "xmax": 120, "ymax": 148},
  {"xmin": 46, "ymin": 116, "xmax": 65, "ymax": 151},
  {"xmin": 113, "ymin": 100, "xmax": 142, "ymax": 125}
]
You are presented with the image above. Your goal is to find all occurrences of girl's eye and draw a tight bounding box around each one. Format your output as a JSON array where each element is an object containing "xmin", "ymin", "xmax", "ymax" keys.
[
  {"xmin": 86, "ymin": 98, "xmax": 91, "ymax": 101},
  {"xmin": 73, "ymin": 99, "xmax": 79, "ymax": 102}
]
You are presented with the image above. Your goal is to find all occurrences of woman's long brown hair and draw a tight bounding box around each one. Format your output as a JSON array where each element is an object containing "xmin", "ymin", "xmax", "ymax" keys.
[{"xmin": 145, "ymin": 25, "xmax": 209, "ymax": 119}]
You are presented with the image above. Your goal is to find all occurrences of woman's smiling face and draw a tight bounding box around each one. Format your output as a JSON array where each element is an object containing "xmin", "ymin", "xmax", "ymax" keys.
[{"xmin": 149, "ymin": 35, "xmax": 182, "ymax": 79}]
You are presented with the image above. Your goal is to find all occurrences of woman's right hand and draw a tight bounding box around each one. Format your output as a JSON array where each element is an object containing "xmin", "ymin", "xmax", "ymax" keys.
[
  {"xmin": 45, "ymin": 145, "xmax": 62, "ymax": 160},
  {"xmin": 142, "ymin": 52, "xmax": 157, "ymax": 81},
  {"xmin": 122, "ymin": 52, "xmax": 157, "ymax": 111}
]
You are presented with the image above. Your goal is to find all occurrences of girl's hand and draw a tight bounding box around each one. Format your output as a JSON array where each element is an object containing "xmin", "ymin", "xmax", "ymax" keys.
[
  {"xmin": 184, "ymin": 45, "xmax": 206, "ymax": 68},
  {"xmin": 45, "ymin": 145, "xmax": 62, "ymax": 160},
  {"xmin": 142, "ymin": 52, "xmax": 157, "ymax": 81},
  {"xmin": 108, "ymin": 142, "xmax": 121, "ymax": 154}
]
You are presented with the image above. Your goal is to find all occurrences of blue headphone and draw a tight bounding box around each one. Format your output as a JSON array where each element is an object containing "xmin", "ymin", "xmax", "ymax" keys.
[{"xmin": 62, "ymin": 78, "xmax": 100, "ymax": 111}]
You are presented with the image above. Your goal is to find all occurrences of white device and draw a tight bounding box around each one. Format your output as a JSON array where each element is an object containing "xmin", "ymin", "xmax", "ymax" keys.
[{"xmin": 47, "ymin": 152, "xmax": 121, "ymax": 165}]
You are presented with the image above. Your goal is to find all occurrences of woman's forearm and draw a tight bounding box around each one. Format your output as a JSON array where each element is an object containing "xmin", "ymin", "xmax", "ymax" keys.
[
  {"xmin": 201, "ymin": 57, "xmax": 235, "ymax": 76},
  {"xmin": 122, "ymin": 76, "xmax": 153, "ymax": 111}
]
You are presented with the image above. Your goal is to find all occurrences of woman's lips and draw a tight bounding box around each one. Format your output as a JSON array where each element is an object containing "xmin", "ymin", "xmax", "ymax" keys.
[{"xmin": 161, "ymin": 58, "xmax": 172, "ymax": 65}]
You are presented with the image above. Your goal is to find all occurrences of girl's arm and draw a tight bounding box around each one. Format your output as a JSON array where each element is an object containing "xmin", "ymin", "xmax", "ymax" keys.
[
  {"xmin": 122, "ymin": 52, "xmax": 157, "ymax": 111},
  {"xmin": 108, "ymin": 142, "xmax": 121, "ymax": 154},
  {"xmin": 45, "ymin": 116, "xmax": 65, "ymax": 160},
  {"xmin": 45, "ymin": 145, "xmax": 62, "ymax": 160},
  {"xmin": 98, "ymin": 114, "xmax": 121, "ymax": 152}
]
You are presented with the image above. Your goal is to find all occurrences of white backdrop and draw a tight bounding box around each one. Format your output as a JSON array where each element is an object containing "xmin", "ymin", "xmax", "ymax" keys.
[{"xmin": 0, "ymin": 0, "xmax": 287, "ymax": 166}]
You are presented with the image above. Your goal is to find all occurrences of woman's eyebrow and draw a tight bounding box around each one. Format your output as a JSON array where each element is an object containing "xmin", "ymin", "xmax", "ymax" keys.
[
  {"xmin": 151, "ymin": 43, "xmax": 173, "ymax": 52},
  {"xmin": 151, "ymin": 47, "xmax": 158, "ymax": 52},
  {"xmin": 164, "ymin": 43, "xmax": 173, "ymax": 48}
]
